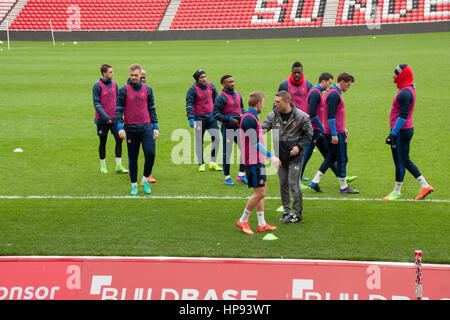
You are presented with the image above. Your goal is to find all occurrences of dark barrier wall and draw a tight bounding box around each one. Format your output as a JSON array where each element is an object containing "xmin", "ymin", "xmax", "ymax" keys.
[{"xmin": 1, "ymin": 21, "xmax": 449, "ymax": 41}]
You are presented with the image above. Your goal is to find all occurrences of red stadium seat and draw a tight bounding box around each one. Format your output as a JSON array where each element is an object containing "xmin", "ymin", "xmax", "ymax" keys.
[
  {"xmin": 9, "ymin": 0, "xmax": 170, "ymax": 31},
  {"xmin": 7, "ymin": 0, "xmax": 450, "ymax": 31}
]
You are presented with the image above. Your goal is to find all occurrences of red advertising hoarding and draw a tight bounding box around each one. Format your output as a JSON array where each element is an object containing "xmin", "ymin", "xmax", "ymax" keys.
[{"xmin": 0, "ymin": 256, "xmax": 448, "ymax": 300}]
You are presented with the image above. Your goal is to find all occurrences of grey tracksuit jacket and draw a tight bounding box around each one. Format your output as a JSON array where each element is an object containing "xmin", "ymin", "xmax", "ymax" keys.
[{"xmin": 262, "ymin": 104, "xmax": 313, "ymax": 216}]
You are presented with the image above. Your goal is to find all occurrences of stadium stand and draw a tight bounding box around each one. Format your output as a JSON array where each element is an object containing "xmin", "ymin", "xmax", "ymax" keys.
[
  {"xmin": 335, "ymin": 0, "xmax": 450, "ymax": 25},
  {"xmin": 5, "ymin": 0, "xmax": 450, "ymax": 31},
  {"xmin": 9, "ymin": 0, "xmax": 170, "ymax": 31},
  {"xmin": 171, "ymin": 0, "xmax": 327, "ymax": 29},
  {"xmin": 0, "ymin": 0, "xmax": 17, "ymax": 24}
]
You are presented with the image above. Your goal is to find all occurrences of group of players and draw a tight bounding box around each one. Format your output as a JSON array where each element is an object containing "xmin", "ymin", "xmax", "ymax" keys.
[{"xmin": 92, "ymin": 61, "xmax": 435, "ymax": 235}]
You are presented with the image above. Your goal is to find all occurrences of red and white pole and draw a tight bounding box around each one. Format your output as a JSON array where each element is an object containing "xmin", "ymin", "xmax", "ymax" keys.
[{"xmin": 415, "ymin": 250, "xmax": 423, "ymax": 300}]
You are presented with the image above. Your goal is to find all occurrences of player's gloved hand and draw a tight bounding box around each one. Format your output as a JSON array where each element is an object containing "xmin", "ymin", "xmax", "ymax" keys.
[
  {"xmin": 386, "ymin": 134, "xmax": 396, "ymax": 148},
  {"xmin": 189, "ymin": 119, "xmax": 195, "ymax": 128},
  {"xmin": 385, "ymin": 133, "xmax": 395, "ymax": 145}
]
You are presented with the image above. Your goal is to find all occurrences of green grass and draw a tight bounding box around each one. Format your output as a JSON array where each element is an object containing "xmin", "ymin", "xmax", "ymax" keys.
[{"xmin": 0, "ymin": 32, "xmax": 449, "ymax": 263}]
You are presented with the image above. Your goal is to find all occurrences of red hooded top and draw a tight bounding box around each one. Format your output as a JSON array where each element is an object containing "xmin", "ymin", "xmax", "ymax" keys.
[{"xmin": 394, "ymin": 65, "xmax": 414, "ymax": 89}]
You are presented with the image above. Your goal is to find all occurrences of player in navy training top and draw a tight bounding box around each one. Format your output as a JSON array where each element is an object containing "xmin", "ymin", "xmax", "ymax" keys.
[
  {"xmin": 237, "ymin": 91, "xmax": 280, "ymax": 235},
  {"xmin": 186, "ymin": 70, "xmax": 222, "ymax": 173},
  {"xmin": 383, "ymin": 64, "xmax": 434, "ymax": 200},
  {"xmin": 213, "ymin": 75, "xmax": 247, "ymax": 186},
  {"xmin": 116, "ymin": 64, "xmax": 159, "ymax": 196},
  {"xmin": 309, "ymin": 72, "xmax": 359, "ymax": 194},
  {"xmin": 139, "ymin": 68, "xmax": 157, "ymax": 184},
  {"xmin": 92, "ymin": 64, "xmax": 128, "ymax": 174},
  {"xmin": 304, "ymin": 73, "xmax": 357, "ymax": 192}
]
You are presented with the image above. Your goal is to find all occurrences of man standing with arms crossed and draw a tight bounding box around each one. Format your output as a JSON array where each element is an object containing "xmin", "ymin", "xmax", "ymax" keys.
[
  {"xmin": 262, "ymin": 91, "xmax": 313, "ymax": 224},
  {"xmin": 384, "ymin": 64, "xmax": 434, "ymax": 200},
  {"xmin": 186, "ymin": 69, "xmax": 222, "ymax": 172},
  {"xmin": 116, "ymin": 64, "xmax": 159, "ymax": 195},
  {"xmin": 237, "ymin": 91, "xmax": 281, "ymax": 235},
  {"xmin": 92, "ymin": 64, "xmax": 128, "ymax": 174},
  {"xmin": 213, "ymin": 75, "xmax": 247, "ymax": 186},
  {"xmin": 309, "ymin": 72, "xmax": 359, "ymax": 194}
]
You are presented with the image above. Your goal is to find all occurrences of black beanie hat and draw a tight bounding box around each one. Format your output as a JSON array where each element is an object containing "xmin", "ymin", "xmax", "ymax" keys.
[
  {"xmin": 193, "ymin": 69, "xmax": 206, "ymax": 81},
  {"xmin": 394, "ymin": 64, "xmax": 408, "ymax": 76}
]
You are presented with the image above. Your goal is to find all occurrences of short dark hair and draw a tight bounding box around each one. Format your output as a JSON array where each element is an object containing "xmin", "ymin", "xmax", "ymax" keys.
[
  {"xmin": 221, "ymin": 74, "xmax": 232, "ymax": 84},
  {"xmin": 100, "ymin": 64, "xmax": 112, "ymax": 75},
  {"xmin": 292, "ymin": 61, "xmax": 303, "ymax": 69},
  {"xmin": 318, "ymin": 72, "xmax": 333, "ymax": 83},
  {"xmin": 276, "ymin": 90, "xmax": 291, "ymax": 103},
  {"xmin": 337, "ymin": 72, "xmax": 355, "ymax": 83},
  {"xmin": 248, "ymin": 91, "xmax": 265, "ymax": 107}
]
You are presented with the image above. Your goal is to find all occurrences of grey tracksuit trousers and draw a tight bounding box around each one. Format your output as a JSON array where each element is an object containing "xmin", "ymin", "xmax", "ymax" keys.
[{"xmin": 278, "ymin": 153, "xmax": 304, "ymax": 216}]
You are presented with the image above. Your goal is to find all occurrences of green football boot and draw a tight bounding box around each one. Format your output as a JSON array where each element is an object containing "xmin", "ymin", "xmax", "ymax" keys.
[
  {"xmin": 130, "ymin": 185, "xmax": 138, "ymax": 195},
  {"xmin": 142, "ymin": 181, "xmax": 152, "ymax": 194},
  {"xmin": 100, "ymin": 164, "xmax": 108, "ymax": 173},
  {"xmin": 115, "ymin": 163, "xmax": 129, "ymax": 174},
  {"xmin": 383, "ymin": 192, "xmax": 401, "ymax": 201}
]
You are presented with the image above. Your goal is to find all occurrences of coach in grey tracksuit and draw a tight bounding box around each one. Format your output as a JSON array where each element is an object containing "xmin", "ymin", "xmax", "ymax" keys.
[{"xmin": 262, "ymin": 90, "xmax": 313, "ymax": 224}]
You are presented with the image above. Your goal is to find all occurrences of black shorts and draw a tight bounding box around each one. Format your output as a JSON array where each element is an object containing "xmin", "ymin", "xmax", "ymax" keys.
[
  {"xmin": 244, "ymin": 163, "xmax": 266, "ymax": 188},
  {"xmin": 96, "ymin": 122, "xmax": 118, "ymax": 136}
]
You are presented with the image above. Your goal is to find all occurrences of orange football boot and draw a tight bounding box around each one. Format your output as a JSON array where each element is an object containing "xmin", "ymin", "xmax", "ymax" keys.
[
  {"xmin": 257, "ymin": 223, "xmax": 278, "ymax": 232},
  {"xmin": 415, "ymin": 186, "xmax": 434, "ymax": 200},
  {"xmin": 236, "ymin": 220, "xmax": 254, "ymax": 235}
]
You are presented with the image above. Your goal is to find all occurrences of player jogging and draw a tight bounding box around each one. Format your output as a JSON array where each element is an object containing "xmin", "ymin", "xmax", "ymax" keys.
[
  {"xmin": 237, "ymin": 91, "xmax": 280, "ymax": 235},
  {"xmin": 383, "ymin": 64, "xmax": 434, "ymax": 200},
  {"xmin": 116, "ymin": 64, "xmax": 159, "ymax": 195},
  {"xmin": 92, "ymin": 64, "xmax": 128, "ymax": 174}
]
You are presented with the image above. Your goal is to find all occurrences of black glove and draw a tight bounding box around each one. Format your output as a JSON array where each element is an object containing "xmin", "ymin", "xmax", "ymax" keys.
[{"xmin": 385, "ymin": 134, "xmax": 396, "ymax": 147}]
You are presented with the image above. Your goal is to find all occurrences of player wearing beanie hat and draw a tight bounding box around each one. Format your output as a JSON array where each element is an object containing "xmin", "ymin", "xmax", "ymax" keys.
[
  {"xmin": 384, "ymin": 64, "xmax": 434, "ymax": 200},
  {"xmin": 185, "ymin": 69, "xmax": 222, "ymax": 172}
]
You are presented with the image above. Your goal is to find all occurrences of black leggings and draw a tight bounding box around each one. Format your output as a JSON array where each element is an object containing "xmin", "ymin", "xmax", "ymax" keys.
[{"xmin": 99, "ymin": 133, "xmax": 123, "ymax": 159}]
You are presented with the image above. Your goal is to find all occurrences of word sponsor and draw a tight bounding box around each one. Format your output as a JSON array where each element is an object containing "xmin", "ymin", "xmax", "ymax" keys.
[{"xmin": 0, "ymin": 257, "xmax": 448, "ymax": 300}]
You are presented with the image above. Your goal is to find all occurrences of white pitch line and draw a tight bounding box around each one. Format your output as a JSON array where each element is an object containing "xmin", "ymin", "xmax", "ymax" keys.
[{"xmin": 0, "ymin": 195, "xmax": 448, "ymax": 202}]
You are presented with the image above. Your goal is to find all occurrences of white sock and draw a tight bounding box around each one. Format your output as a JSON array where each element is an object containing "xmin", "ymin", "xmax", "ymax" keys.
[
  {"xmin": 417, "ymin": 175, "xmax": 430, "ymax": 189},
  {"xmin": 393, "ymin": 181, "xmax": 403, "ymax": 195},
  {"xmin": 225, "ymin": 175, "xmax": 231, "ymax": 180},
  {"xmin": 257, "ymin": 211, "xmax": 266, "ymax": 227},
  {"xmin": 339, "ymin": 177, "xmax": 348, "ymax": 190},
  {"xmin": 100, "ymin": 159, "xmax": 106, "ymax": 165},
  {"xmin": 142, "ymin": 176, "xmax": 148, "ymax": 183},
  {"xmin": 116, "ymin": 157, "xmax": 122, "ymax": 165},
  {"xmin": 240, "ymin": 208, "xmax": 252, "ymax": 223},
  {"xmin": 238, "ymin": 172, "xmax": 245, "ymax": 177},
  {"xmin": 312, "ymin": 171, "xmax": 323, "ymax": 184},
  {"xmin": 131, "ymin": 182, "xmax": 138, "ymax": 187}
]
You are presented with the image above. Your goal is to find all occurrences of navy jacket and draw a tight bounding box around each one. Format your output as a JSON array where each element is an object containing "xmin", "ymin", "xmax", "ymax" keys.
[{"xmin": 93, "ymin": 77, "xmax": 119, "ymax": 124}]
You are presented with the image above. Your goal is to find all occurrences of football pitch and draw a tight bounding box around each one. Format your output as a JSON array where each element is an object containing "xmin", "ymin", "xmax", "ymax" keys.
[{"xmin": 0, "ymin": 32, "xmax": 449, "ymax": 263}]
